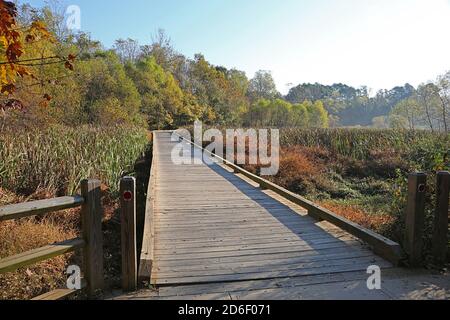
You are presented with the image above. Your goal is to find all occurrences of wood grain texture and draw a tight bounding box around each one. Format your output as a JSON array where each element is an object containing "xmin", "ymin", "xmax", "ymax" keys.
[
  {"xmin": 0, "ymin": 196, "xmax": 84, "ymax": 222},
  {"xmin": 405, "ymin": 173, "xmax": 427, "ymax": 267},
  {"xmin": 31, "ymin": 280, "xmax": 87, "ymax": 300},
  {"xmin": 81, "ymin": 179, "xmax": 104, "ymax": 297},
  {"xmin": 0, "ymin": 238, "xmax": 85, "ymax": 274}
]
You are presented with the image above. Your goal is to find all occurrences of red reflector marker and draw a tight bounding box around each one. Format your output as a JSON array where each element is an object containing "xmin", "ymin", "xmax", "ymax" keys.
[{"xmin": 123, "ymin": 191, "xmax": 133, "ymax": 201}]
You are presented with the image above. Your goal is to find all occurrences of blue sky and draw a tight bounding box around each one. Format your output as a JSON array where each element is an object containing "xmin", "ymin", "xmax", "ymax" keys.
[{"xmin": 25, "ymin": 0, "xmax": 450, "ymax": 94}]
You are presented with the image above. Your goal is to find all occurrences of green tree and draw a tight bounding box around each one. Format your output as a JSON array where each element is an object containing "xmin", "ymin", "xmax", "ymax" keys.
[
  {"xmin": 307, "ymin": 101, "xmax": 329, "ymax": 128},
  {"xmin": 389, "ymin": 98, "xmax": 421, "ymax": 130},
  {"xmin": 127, "ymin": 56, "xmax": 203, "ymax": 129},
  {"xmin": 248, "ymin": 70, "xmax": 279, "ymax": 101},
  {"xmin": 185, "ymin": 54, "xmax": 248, "ymax": 125},
  {"xmin": 77, "ymin": 51, "xmax": 143, "ymax": 126}
]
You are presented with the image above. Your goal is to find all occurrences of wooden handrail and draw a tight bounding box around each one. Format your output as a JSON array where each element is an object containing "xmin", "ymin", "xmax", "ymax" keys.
[
  {"xmin": 0, "ymin": 196, "xmax": 84, "ymax": 222},
  {"xmin": 0, "ymin": 238, "xmax": 85, "ymax": 274},
  {"xmin": 0, "ymin": 179, "xmax": 104, "ymax": 299},
  {"xmin": 31, "ymin": 279, "xmax": 87, "ymax": 301},
  {"xmin": 174, "ymin": 131, "xmax": 404, "ymax": 266}
]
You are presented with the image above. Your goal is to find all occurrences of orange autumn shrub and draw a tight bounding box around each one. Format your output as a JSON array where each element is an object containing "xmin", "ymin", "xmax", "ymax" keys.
[{"xmin": 319, "ymin": 201, "xmax": 395, "ymax": 234}]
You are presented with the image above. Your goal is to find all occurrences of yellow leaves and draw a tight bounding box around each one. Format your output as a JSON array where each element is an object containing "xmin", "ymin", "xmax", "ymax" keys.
[
  {"xmin": 0, "ymin": 35, "xmax": 7, "ymax": 50},
  {"xmin": 28, "ymin": 20, "xmax": 55, "ymax": 44},
  {"xmin": 0, "ymin": 3, "xmax": 75, "ymax": 99},
  {"xmin": 0, "ymin": 64, "xmax": 17, "ymax": 95},
  {"xmin": 0, "ymin": 64, "xmax": 7, "ymax": 84}
]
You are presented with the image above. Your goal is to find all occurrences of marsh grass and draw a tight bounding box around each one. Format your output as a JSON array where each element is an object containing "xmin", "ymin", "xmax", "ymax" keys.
[
  {"xmin": 0, "ymin": 124, "xmax": 149, "ymax": 196},
  {"xmin": 0, "ymin": 124, "xmax": 149, "ymax": 300}
]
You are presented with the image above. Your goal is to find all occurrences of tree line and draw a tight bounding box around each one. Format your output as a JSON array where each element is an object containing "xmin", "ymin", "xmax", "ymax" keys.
[
  {"xmin": 1, "ymin": 2, "xmax": 448, "ymax": 132},
  {"xmin": 0, "ymin": 2, "xmax": 329, "ymax": 130},
  {"xmin": 284, "ymin": 77, "xmax": 449, "ymax": 132},
  {"xmin": 389, "ymin": 74, "xmax": 450, "ymax": 132}
]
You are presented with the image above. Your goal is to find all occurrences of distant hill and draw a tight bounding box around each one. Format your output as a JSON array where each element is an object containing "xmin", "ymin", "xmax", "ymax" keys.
[{"xmin": 285, "ymin": 83, "xmax": 416, "ymax": 127}]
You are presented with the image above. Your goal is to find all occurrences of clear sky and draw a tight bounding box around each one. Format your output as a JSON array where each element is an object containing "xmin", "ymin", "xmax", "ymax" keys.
[{"xmin": 25, "ymin": 0, "xmax": 450, "ymax": 94}]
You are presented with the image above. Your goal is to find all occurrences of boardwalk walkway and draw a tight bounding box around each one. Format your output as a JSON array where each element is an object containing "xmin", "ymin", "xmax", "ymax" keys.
[{"xmin": 116, "ymin": 131, "xmax": 450, "ymax": 300}]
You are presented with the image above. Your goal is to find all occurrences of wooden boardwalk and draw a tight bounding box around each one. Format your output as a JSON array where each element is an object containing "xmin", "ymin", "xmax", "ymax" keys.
[
  {"xmin": 111, "ymin": 131, "xmax": 450, "ymax": 300},
  {"xmin": 150, "ymin": 132, "xmax": 392, "ymax": 286}
]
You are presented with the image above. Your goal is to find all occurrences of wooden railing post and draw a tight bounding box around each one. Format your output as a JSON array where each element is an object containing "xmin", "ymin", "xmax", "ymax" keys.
[
  {"xmin": 81, "ymin": 179, "xmax": 104, "ymax": 297},
  {"xmin": 432, "ymin": 171, "xmax": 450, "ymax": 264},
  {"xmin": 120, "ymin": 176, "xmax": 137, "ymax": 292},
  {"xmin": 404, "ymin": 173, "xmax": 427, "ymax": 267}
]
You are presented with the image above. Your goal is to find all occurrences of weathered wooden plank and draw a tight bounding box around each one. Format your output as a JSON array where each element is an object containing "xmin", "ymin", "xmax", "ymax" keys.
[
  {"xmin": 155, "ymin": 207, "xmax": 306, "ymax": 216},
  {"xmin": 228, "ymin": 279, "xmax": 392, "ymax": 300},
  {"xmin": 153, "ymin": 251, "xmax": 376, "ymax": 275},
  {"xmin": 154, "ymin": 225, "xmax": 343, "ymax": 240},
  {"xmin": 155, "ymin": 220, "xmax": 318, "ymax": 232},
  {"xmin": 154, "ymin": 244, "xmax": 370, "ymax": 267},
  {"xmin": 81, "ymin": 179, "xmax": 104, "ymax": 297},
  {"xmin": 153, "ymin": 259, "xmax": 392, "ymax": 285},
  {"xmin": 155, "ymin": 217, "xmax": 306, "ymax": 227},
  {"xmin": 155, "ymin": 231, "xmax": 350, "ymax": 249},
  {"xmin": 153, "ymin": 268, "xmax": 434, "ymax": 299},
  {"xmin": 31, "ymin": 280, "xmax": 87, "ymax": 300},
  {"xmin": 120, "ymin": 177, "xmax": 137, "ymax": 292},
  {"xmin": 0, "ymin": 238, "xmax": 85, "ymax": 274},
  {"xmin": 156, "ymin": 270, "xmax": 370, "ymax": 297},
  {"xmin": 154, "ymin": 240, "xmax": 363, "ymax": 262},
  {"xmin": 0, "ymin": 196, "xmax": 84, "ymax": 222},
  {"xmin": 32, "ymin": 289, "xmax": 78, "ymax": 301},
  {"xmin": 155, "ymin": 235, "xmax": 355, "ymax": 256},
  {"xmin": 153, "ymin": 255, "xmax": 383, "ymax": 279}
]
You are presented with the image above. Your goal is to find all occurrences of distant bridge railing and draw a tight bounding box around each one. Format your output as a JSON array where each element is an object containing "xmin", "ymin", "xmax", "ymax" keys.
[{"xmin": 0, "ymin": 179, "xmax": 104, "ymax": 300}]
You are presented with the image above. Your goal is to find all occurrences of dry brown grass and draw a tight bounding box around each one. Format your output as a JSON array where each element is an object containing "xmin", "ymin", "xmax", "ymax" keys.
[
  {"xmin": 319, "ymin": 201, "xmax": 395, "ymax": 234},
  {"xmin": 0, "ymin": 188, "xmax": 24, "ymax": 206},
  {"xmin": 0, "ymin": 186, "xmax": 122, "ymax": 300},
  {"xmin": 258, "ymin": 146, "xmax": 329, "ymax": 194},
  {"xmin": 0, "ymin": 216, "xmax": 78, "ymax": 300}
]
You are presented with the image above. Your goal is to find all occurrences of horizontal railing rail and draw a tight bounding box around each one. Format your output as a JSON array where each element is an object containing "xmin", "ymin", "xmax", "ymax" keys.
[
  {"xmin": 174, "ymin": 131, "xmax": 404, "ymax": 266},
  {"xmin": 0, "ymin": 196, "xmax": 85, "ymax": 222},
  {"xmin": 0, "ymin": 238, "xmax": 85, "ymax": 274},
  {"xmin": 0, "ymin": 179, "xmax": 104, "ymax": 300}
]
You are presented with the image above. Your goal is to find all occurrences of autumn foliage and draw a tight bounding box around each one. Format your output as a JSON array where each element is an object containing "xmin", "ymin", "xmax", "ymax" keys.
[{"xmin": 0, "ymin": 0, "xmax": 74, "ymax": 105}]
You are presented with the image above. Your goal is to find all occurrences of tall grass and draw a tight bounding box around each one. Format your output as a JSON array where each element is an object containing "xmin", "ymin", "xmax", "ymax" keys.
[
  {"xmin": 280, "ymin": 128, "xmax": 449, "ymax": 164},
  {"xmin": 0, "ymin": 125, "xmax": 149, "ymax": 196}
]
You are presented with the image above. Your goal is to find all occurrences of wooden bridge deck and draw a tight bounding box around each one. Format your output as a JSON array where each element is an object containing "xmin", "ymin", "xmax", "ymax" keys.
[{"xmin": 149, "ymin": 131, "xmax": 393, "ymax": 287}]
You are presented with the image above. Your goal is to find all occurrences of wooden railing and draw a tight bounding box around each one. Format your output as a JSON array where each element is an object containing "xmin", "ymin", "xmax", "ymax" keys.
[
  {"xmin": 173, "ymin": 131, "xmax": 404, "ymax": 266},
  {"xmin": 0, "ymin": 179, "xmax": 104, "ymax": 300},
  {"xmin": 405, "ymin": 171, "xmax": 449, "ymax": 266}
]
